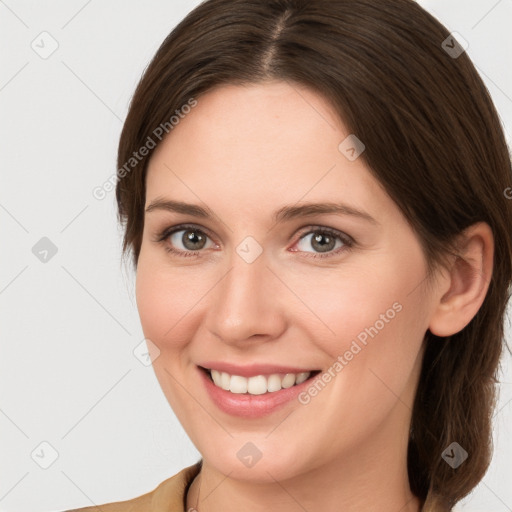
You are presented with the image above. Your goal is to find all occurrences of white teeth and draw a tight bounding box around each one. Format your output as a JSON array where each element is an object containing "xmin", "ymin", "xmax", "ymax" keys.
[
  {"xmin": 211, "ymin": 369, "xmax": 222, "ymax": 387},
  {"xmin": 229, "ymin": 375, "xmax": 248, "ymax": 394},
  {"xmin": 220, "ymin": 372, "xmax": 230, "ymax": 390},
  {"xmin": 281, "ymin": 373, "xmax": 296, "ymax": 388},
  {"xmin": 208, "ymin": 370, "xmax": 312, "ymax": 395},
  {"xmin": 267, "ymin": 374, "xmax": 282, "ymax": 392},
  {"xmin": 295, "ymin": 372, "xmax": 309, "ymax": 385},
  {"xmin": 247, "ymin": 375, "xmax": 267, "ymax": 395}
]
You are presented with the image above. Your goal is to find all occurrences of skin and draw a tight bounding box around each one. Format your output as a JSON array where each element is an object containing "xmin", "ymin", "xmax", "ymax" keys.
[{"xmin": 135, "ymin": 80, "xmax": 494, "ymax": 512}]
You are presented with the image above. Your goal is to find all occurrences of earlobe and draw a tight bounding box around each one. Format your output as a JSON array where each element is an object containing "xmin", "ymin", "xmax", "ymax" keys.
[{"xmin": 428, "ymin": 222, "xmax": 494, "ymax": 337}]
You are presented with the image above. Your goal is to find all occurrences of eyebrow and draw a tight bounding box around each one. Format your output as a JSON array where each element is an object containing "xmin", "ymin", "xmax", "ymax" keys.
[{"xmin": 145, "ymin": 198, "xmax": 379, "ymax": 225}]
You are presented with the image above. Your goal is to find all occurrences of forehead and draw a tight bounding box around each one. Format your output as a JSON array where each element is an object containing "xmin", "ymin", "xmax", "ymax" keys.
[{"xmin": 145, "ymin": 81, "xmax": 388, "ymax": 221}]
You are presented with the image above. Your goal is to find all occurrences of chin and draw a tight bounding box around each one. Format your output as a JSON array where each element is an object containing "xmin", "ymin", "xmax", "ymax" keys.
[{"xmin": 193, "ymin": 433, "xmax": 319, "ymax": 484}]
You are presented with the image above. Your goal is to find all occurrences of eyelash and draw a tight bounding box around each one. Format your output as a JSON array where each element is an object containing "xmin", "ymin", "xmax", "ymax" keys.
[{"xmin": 153, "ymin": 223, "xmax": 355, "ymax": 260}]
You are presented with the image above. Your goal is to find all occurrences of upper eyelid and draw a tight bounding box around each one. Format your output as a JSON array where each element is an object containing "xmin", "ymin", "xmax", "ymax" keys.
[{"xmin": 160, "ymin": 223, "xmax": 217, "ymax": 243}]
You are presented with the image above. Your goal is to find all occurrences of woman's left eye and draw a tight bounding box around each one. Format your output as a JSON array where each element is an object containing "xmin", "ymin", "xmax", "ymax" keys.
[
  {"xmin": 154, "ymin": 224, "xmax": 354, "ymax": 259},
  {"xmin": 291, "ymin": 227, "xmax": 354, "ymax": 259}
]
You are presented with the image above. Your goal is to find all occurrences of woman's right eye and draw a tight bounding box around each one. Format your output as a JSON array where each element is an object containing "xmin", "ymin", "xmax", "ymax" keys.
[{"xmin": 155, "ymin": 224, "xmax": 217, "ymax": 258}]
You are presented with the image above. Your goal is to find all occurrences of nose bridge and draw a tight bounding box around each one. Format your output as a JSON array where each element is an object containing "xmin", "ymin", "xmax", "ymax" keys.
[{"xmin": 205, "ymin": 245, "xmax": 285, "ymax": 343}]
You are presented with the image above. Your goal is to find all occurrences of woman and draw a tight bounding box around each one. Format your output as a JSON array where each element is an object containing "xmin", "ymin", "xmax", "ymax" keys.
[{"xmin": 66, "ymin": 0, "xmax": 512, "ymax": 510}]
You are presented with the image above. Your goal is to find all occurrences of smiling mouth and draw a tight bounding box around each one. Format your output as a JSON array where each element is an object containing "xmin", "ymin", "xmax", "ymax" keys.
[{"xmin": 200, "ymin": 366, "xmax": 321, "ymax": 395}]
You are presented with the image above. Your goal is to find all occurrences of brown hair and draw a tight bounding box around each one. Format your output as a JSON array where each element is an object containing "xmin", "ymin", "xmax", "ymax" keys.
[{"xmin": 115, "ymin": 0, "xmax": 512, "ymax": 509}]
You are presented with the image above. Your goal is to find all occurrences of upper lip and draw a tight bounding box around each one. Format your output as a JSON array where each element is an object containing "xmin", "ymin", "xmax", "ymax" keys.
[{"xmin": 199, "ymin": 362, "xmax": 319, "ymax": 378}]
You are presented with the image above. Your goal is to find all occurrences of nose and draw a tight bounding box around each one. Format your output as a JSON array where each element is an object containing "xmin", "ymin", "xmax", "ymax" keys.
[{"xmin": 204, "ymin": 248, "xmax": 287, "ymax": 346}]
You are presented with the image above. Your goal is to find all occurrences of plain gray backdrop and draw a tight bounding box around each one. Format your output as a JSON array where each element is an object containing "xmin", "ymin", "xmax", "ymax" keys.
[{"xmin": 1, "ymin": 1, "xmax": 511, "ymax": 511}]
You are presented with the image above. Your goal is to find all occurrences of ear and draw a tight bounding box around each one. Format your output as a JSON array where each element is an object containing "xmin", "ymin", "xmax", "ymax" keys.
[{"xmin": 428, "ymin": 222, "xmax": 494, "ymax": 337}]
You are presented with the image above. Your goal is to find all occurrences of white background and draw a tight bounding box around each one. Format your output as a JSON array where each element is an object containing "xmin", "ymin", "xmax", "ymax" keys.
[{"xmin": 1, "ymin": 1, "xmax": 511, "ymax": 511}]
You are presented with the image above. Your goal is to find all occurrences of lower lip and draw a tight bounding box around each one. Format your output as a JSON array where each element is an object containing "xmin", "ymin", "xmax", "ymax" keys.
[{"xmin": 199, "ymin": 367, "xmax": 316, "ymax": 418}]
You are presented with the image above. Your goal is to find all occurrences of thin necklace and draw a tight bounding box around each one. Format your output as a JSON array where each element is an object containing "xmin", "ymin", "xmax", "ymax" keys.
[{"xmin": 188, "ymin": 469, "xmax": 202, "ymax": 512}]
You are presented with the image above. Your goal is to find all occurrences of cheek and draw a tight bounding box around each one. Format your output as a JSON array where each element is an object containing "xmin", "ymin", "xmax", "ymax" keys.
[
  {"xmin": 135, "ymin": 259, "xmax": 186, "ymax": 349},
  {"xmin": 286, "ymin": 264, "xmax": 408, "ymax": 348},
  {"xmin": 135, "ymin": 256, "xmax": 214, "ymax": 352},
  {"xmin": 291, "ymin": 257, "xmax": 428, "ymax": 396}
]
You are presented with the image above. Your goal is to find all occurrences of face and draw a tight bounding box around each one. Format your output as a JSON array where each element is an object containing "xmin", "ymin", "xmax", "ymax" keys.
[{"xmin": 136, "ymin": 81, "xmax": 437, "ymax": 482}]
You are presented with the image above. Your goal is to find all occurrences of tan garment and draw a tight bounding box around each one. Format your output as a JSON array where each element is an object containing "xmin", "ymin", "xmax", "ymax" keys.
[{"xmin": 64, "ymin": 462, "xmax": 201, "ymax": 512}]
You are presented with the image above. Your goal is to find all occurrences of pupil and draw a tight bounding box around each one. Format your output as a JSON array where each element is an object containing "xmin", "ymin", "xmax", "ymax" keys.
[
  {"xmin": 184, "ymin": 230, "xmax": 205, "ymax": 250},
  {"xmin": 313, "ymin": 233, "xmax": 334, "ymax": 253}
]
